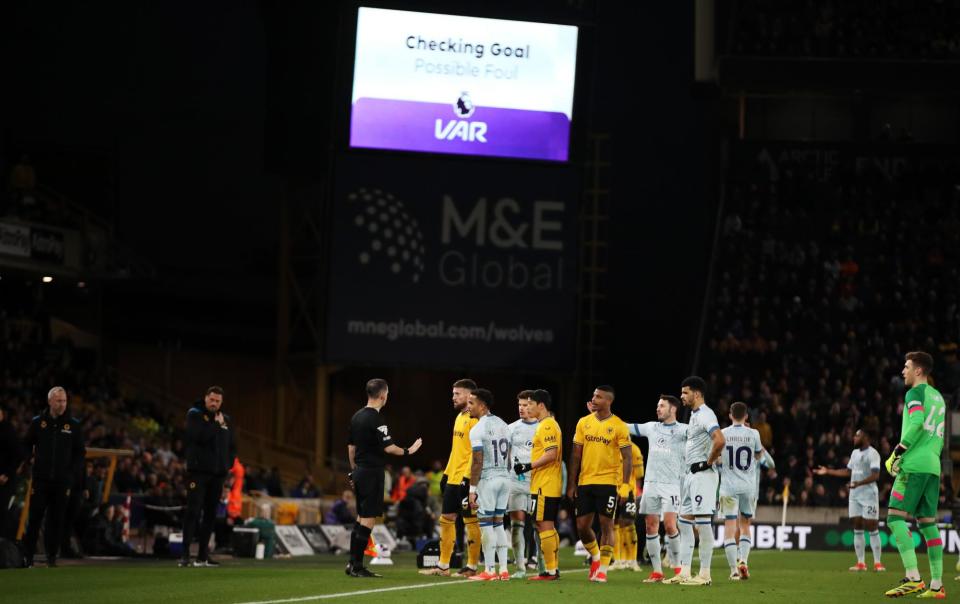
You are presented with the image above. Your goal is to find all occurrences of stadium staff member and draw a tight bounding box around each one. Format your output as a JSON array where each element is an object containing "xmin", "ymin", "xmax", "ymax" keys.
[
  {"xmin": 180, "ymin": 386, "xmax": 236, "ymax": 568},
  {"xmin": 347, "ymin": 378, "xmax": 422, "ymax": 577},
  {"xmin": 23, "ymin": 386, "xmax": 86, "ymax": 568}
]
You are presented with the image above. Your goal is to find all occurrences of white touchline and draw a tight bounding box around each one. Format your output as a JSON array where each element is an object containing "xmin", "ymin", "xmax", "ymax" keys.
[{"xmin": 234, "ymin": 568, "xmax": 589, "ymax": 604}]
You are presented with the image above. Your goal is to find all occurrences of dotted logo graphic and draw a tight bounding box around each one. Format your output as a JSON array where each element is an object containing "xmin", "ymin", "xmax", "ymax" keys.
[
  {"xmin": 454, "ymin": 91, "xmax": 475, "ymax": 118},
  {"xmin": 348, "ymin": 187, "xmax": 426, "ymax": 284}
]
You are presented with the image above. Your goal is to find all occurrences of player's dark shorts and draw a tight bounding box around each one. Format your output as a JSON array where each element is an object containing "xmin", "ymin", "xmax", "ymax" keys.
[
  {"xmin": 352, "ymin": 466, "xmax": 385, "ymax": 518},
  {"xmin": 576, "ymin": 484, "xmax": 618, "ymax": 518},
  {"xmin": 617, "ymin": 492, "xmax": 637, "ymax": 521},
  {"xmin": 530, "ymin": 492, "xmax": 561, "ymax": 523},
  {"xmin": 441, "ymin": 475, "xmax": 476, "ymax": 518}
]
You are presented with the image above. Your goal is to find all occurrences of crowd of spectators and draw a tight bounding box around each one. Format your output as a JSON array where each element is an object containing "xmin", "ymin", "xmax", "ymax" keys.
[
  {"xmin": 727, "ymin": 0, "xmax": 960, "ymax": 60},
  {"xmin": 699, "ymin": 142, "xmax": 960, "ymax": 512}
]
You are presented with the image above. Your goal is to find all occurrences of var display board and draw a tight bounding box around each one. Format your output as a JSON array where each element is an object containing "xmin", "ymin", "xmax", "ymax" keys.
[
  {"xmin": 325, "ymin": 154, "xmax": 578, "ymax": 369},
  {"xmin": 349, "ymin": 7, "xmax": 579, "ymax": 161}
]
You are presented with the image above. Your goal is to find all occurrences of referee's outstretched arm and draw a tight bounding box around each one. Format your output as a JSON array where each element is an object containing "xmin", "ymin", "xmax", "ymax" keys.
[
  {"xmin": 384, "ymin": 439, "xmax": 423, "ymax": 457},
  {"xmin": 347, "ymin": 437, "xmax": 424, "ymax": 482}
]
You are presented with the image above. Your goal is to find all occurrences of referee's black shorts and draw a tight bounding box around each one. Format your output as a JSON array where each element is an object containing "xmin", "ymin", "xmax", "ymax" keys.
[
  {"xmin": 353, "ymin": 466, "xmax": 385, "ymax": 518},
  {"xmin": 440, "ymin": 475, "xmax": 475, "ymax": 518}
]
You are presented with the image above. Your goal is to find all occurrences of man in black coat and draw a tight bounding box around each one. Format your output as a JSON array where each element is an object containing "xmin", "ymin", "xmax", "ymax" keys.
[
  {"xmin": 0, "ymin": 405, "xmax": 25, "ymax": 540},
  {"xmin": 22, "ymin": 387, "xmax": 86, "ymax": 567},
  {"xmin": 179, "ymin": 386, "xmax": 236, "ymax": 567}
]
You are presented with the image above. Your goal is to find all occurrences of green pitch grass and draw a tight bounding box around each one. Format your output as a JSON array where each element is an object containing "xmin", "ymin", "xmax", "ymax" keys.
[{"xmin": 3, "ymin": 549, "xmax": 953, "ymax": 604}]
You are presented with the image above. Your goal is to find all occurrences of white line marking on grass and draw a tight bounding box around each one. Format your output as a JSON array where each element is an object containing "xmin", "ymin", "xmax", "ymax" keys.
[
  {"xmin": 234, "ymin": 568, "xmax": 589, "ymax": 604},
  {"xmin": 233, "ymin": 580, "xmax": 472, "ymax": 604}
]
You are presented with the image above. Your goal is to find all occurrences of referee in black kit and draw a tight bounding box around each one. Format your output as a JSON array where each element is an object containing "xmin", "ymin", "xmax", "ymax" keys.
[{"xmin": 346, "ymin": 378, "xmax": 422, "ymax": 577}]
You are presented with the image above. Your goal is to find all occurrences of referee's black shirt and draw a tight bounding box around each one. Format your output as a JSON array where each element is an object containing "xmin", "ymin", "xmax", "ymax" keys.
[{"xmin": 349, "ymin": 407, "xmax": 394, "ymax": 469}]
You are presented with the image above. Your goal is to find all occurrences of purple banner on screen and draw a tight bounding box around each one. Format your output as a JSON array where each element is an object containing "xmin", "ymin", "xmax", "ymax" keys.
[{"xmin": 350, "ymin": 97, "xmax": 571, "ymax": 161}]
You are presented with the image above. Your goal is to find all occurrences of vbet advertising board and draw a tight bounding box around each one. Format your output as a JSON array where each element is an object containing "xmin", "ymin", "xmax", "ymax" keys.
[
  {"xmin": 349, "ymin": 7, "xmax": 579, "ymax": 161},
  {"xmin": 706, "ymin": 522, "xmax": 960, "ymax": 553}
]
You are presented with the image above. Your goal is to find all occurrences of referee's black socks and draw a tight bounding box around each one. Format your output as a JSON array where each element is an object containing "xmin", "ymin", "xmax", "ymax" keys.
[{"xmin": 350, "ymin": 524, "xmax": 373, "ymax": 568}]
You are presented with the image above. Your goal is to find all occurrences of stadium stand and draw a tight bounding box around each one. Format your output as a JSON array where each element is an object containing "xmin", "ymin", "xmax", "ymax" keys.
[{"xmin": 698, "ymin": 141, "xmax": 960, "ymax": 509}]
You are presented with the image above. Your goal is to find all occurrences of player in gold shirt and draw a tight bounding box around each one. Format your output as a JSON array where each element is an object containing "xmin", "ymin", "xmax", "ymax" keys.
[
  {"xmin": 514, "ymin": 389, "xmax": 563, "ymax": 580},
  {"xmin": 419, "ymin": 379, "xmax": 481, "ymax": 577},
  {"xmin": 568, "ymin": 385, "xmax": 632, "ymax": 583},
  {"xmin": 613, "ymin": 442, "xmax": 643, "ymax": 571}
]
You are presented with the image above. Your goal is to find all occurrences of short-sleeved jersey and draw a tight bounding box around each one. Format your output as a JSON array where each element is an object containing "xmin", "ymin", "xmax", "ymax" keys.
[
  {"xmin": 444, "ymin": 411, "xmax": 479, "ymax": 483},
  {"xmin": 530, "ymin": 416, "xmax": 563, "ymax": 497},
  {"xmin": 900, "ymin": 383, "xmax": 945, "ymax": 476},
  {"xmin": 348, "ymin": 407, "xmax": 393, "ymax": 469},
  {"xmin": 719, "ymin": 425, "xmax": 762, "ymax": 496},
  {"xmin": 469, "ymin": 414, "xmax": 512, "ymax": 480},
  {"xmin": 685, "ymin": 404, "xmax": 720, "ymax": 467},
  {"xmin": 620, "ymin": 442, "xmax": 644, "ymax": 492},
  {"xmin": 508, "ymin": 419, "xmax": 539, "ymax": 487},
  {"xmin": 847, "ymin": 446, "xmax": 881, "ymax": 498},
  {"xmin": 630, "ymin": 421, "xmax": 687, "ymax": 486},
  {"xmin": 573, "ymin": 413, "xmax": 631, "ymax": 486}
]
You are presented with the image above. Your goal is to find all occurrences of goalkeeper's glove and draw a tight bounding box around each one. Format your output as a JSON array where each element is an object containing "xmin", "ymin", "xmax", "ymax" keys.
[
  {"xmin": 885, "ymin": 444, "xmax": 907, "ymax": 476},
  {"xmin": 514, "ymin": 462, "xmax": 533, "ymax": 476},
  {"xmin": 618, "ymin": 483, "xmax": 632, "ymax": 500},
  {"xmin": 689, "ymin": 461, "xmax": 710, "ymax": 474}
]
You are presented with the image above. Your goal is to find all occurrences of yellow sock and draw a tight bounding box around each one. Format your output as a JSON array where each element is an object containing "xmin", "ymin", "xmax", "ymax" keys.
[
  {"xmin": 464, "ymin": 516, "xmax": 481, "ymax": 568},
  {"xmin": 439, "ymin": 516, "xmax": 456, "ymax": 568},
  {"xmin": 599, "ymin": 544, "xmax": 614, "ymax": 573},
  {"xmin": 583, "ymin": 539, "xmax": 600, "ymax": 562},
  {"xmin": 628, "ymin": 524, "xmax": 639, "ymax": 563},
  {"xmin": 540, "ymin": 529, "xmax": 559, "ymax": 572},
  {"xmin": 613, "ymin": 527, "xmax": 622, "ymax": 562}
]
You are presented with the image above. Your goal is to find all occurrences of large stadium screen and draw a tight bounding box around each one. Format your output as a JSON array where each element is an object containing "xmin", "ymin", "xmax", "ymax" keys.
[{"xmin": 349, "ymin": 7, "xmax": 579, "ymax": 162}]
